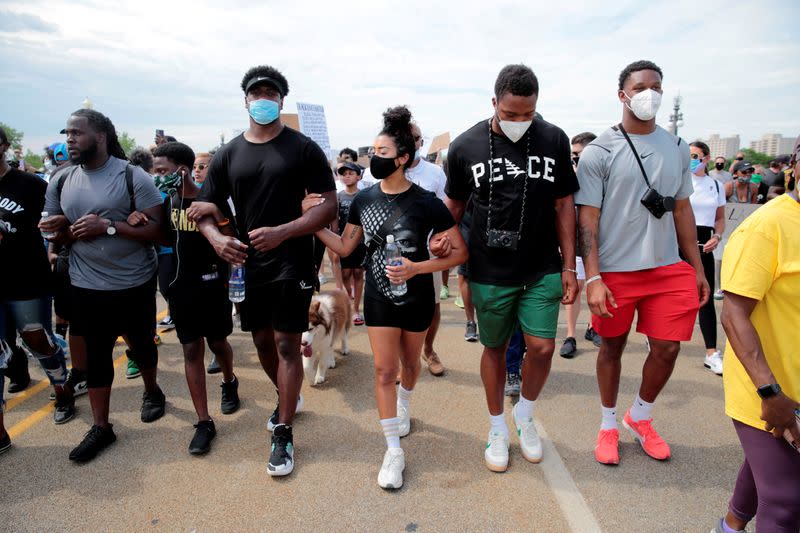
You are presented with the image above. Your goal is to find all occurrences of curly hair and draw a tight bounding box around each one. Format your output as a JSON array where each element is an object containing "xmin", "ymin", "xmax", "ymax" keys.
[
  {"xmin": 129, "ymin": 146, "xmax": 154, "ymax": 172},
  {"xmin": 240, "ymin": 65, "xmax": 289, "ymax": 97},
  {"xmin": 494, "ymin": 64, "xmax": 539, "ymax": 99},
  {"xmin": 152, "ymin": 141, "xmax": 195, "ymax": 169},
  {"xmin": 618, "ymin": 60, "xmax": 663, "ymax": 90},
  {"xmin": 379, "ymin": 106, "xmax": 415, "ymax": 170}
]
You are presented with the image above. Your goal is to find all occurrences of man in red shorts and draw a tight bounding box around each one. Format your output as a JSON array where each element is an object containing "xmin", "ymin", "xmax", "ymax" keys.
[{"xmin": 575, "ymin": 60, "xmax": 710, "ymax": 465}]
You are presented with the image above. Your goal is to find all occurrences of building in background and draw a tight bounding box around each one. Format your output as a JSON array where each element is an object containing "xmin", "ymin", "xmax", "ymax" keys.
[
  {"xmin": 749, "ymin": 133, "xmax": 795, "ymax": 157},
  {"xmin": 702, "ymin": 134, "xmax": 741, "ymax": 160}
]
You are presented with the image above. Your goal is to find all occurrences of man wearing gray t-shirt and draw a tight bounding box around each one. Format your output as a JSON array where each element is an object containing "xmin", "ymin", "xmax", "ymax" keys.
[
  {"xmin": 41, "ymin": 109, "xmax": 166, "ymax": 463},
  {"xmin": 575, "ymin": 61, "xmax": 709, "ymax": 466}
]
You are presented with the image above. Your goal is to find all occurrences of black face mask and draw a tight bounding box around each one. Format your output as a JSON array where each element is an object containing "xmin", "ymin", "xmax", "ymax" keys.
[
  {"xmin": 370, "ymin": 154, "xmax": 400, "ymax": 180},
  {"xmin": 715, "ymin": 162, "xmax": 724, "ymax": 171}
]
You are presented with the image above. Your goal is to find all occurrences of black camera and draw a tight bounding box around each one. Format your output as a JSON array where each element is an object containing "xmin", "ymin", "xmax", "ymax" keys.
[
  {"xmin": 487, "ymin": 229, "xmax": 519, "ymax": 250},
  {"xmin": 640, "ymin": 188, "xmax": 675, "ymax": 219}
]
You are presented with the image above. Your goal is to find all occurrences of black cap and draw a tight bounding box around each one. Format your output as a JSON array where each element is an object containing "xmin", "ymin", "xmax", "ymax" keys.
[
  {"xmin": 732, "ymin": 161, "xmax": 755, "ymax": 174},
  {"xmin": 59, "ymin": 128, "xmax": 66, "ymax": 134},
  {"xmin": 337, "ymin": 162, "xmax": 361, "ymax": 175},
  {"xmin": 244, "ymin": 75, "xmax": 283, "ymax": 96}
]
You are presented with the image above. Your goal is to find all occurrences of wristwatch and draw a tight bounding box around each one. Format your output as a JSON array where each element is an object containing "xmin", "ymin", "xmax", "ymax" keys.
[
  {"xmin": 757, "ymin": 383, "xmax": 782, "ymax": 399},
  {"xmin": 106, "ymin": 219, "xmax": 117, "ymax": 236},
  {"xmin": 712, "ymin": 233, "xmax": 722, "ymax": 241}
]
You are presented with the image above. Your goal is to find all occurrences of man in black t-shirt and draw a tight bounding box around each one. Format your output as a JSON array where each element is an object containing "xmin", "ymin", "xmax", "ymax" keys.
[
  {"xmin": 191, "ymin": 66, "xmax": 337, "ymax": 477},
  {"xmin": 445, "ymin": 64, "xmax": 579, "ymax": 472}
]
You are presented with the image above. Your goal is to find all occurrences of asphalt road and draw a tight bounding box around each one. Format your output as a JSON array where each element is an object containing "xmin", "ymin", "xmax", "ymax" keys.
[{"xmin": 1, "ymin": 284, "xmax": 739, "ymax": 533}]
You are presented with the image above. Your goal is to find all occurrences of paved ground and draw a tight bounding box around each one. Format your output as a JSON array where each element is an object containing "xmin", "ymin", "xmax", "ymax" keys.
[{"xmin": 1, "ymin": 281, "xmax": 739, "ymax": 533}]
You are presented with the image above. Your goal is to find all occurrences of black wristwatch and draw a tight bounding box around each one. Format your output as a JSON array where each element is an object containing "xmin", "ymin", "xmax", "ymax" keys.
[{"xmin": 757, "ymin": 383, "xmax": 782, "ymax": 399}]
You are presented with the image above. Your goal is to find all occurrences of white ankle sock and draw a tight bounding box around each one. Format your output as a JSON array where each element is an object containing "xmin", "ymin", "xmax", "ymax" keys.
[
  {"xmin": 601, "ymin": 406, "xmax": 618, "ymax": 430},
  {"xmin": 630, "ymin": 394, "xmax": 654, "ymax": 422},
  {"xmin": 380, "ymin": 417, "xmax": 401, "ymax": 449},
  {"xmin": 397, "ymin": 385, "xmax": 413, "ymax": 409},
  {"xmin": 516, "ymin": 394, "xmax": 536, "ymax": 420},
  {"xmin": 489, "ymin": 413, "xmax": 509, "ymax": 437}
]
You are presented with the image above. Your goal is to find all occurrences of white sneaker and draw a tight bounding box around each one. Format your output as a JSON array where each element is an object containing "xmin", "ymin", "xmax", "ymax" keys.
[
  {"xmin": 704, "ymin": 351, "xmax": 723, "ymax": 376},
  {"xmin": 397, "ymin": 404, "xmax": 410, "ymax": 437},
  {"xmin": 512, "ymin": 403, "xmax": 543, "ymax": 463},
  {"xmin": 484, "ymin": 431, "xmax": 509, "ymax": 472},
  {"xmin": 377, "ymin": 448, "xmax": 405, "ymax": 489}
]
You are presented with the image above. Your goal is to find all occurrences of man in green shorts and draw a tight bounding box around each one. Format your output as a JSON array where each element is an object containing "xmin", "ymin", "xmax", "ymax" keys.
[{"xmin": 445, "ymin": 64, "xmax": 579, "ymax": 472}]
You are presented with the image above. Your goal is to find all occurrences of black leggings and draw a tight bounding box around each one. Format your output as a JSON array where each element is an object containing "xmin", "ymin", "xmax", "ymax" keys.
[
  {"xmin": 72, "ymin": 277, "xmax": 158, "ymax": 388},
  {"xmin": 696, "ymin": 226, "xmax": 717, "ymax": 350}
]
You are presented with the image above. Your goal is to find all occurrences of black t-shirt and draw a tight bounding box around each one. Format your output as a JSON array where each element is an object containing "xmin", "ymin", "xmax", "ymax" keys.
[
  {"xmin": 197, "ymin": 128, "xmax": 336, "ymax": 288},
  {"xmin": 446, "ymin": 119, "xmax": 579, "ymax": 286},
  {"xmin": 336, "ymin": 190, "xmax": 357, "ymax": 235},
  {"xmin": 348, "ymin": 183, "xmax": 454, "ymax": 305},
  {"xmin": 0, "ymin": 169, "xmax": 52, "ymax": 300},
  {"xmin": 163, "ymin": 192, "xmax": 234, "ymax": 290}
]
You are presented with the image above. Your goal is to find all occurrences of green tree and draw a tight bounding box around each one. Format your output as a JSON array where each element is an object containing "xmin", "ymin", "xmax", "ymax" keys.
[
  {"xmin": 118, "ymin": 131, "xmax": 136, "ymax": 156},
  {"xmin": 24, "ymin": 149, "xmax": 44, "ymax": 171},
  {"xmin": 740, "ymin": 148, "xmax": 772, "ymax": 167},
  {"xmin": 0, "ymin": 122, "xmax": 24, "ymax": 150}
]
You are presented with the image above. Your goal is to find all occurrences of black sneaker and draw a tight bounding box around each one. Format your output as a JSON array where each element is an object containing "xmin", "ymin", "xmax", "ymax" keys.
[
  {"xmin": 54, "ymin": 397, "xmax": 76, "ymax": 425},
  {"xmin": 585, "ymin": 326, "xmax": 602, "ymax": 348},
  {"xmin": 206, "ymin": 356, "xmax": 222, "ymax": 375},
  {"xmin": 0, "ymin": 432, "xmax": 11, "ymax": 455},
  {"xmin": 69, "ymin": 424, "xmax": 116, "ymax": 462},
  {"xmin": 268, "ymin": 424, "xmax": 294, "ymax": 477},
  {"xmin": 188, "ymin": 419, "xmax": 216, "ymax": 455},
  {"xmin": 220, "ymin": 376, "xmax": 240, "ymax": 415},
  {"xmin": 559, "ymin": 337, "xmax": 577, "ymax": 359},
  {"xmin": 140, "ymin": 387, "xmax": 166, "ymax": 423},
  {"xmin": 7, "ymin": 345, "xmax": 30, "ymax": 393},
  {"xmin": 266, "ymin": 394, "xmax": 304, "ymax": 431}
]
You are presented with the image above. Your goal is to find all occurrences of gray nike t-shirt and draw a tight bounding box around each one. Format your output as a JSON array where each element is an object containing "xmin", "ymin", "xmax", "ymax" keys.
[
  {"xmin": 574, "ymin": 125, "xmax": 692, "ymax": 272},
  {"xmin": 45, "ymin": 156, "xmax": 162, "ymax": 290}
]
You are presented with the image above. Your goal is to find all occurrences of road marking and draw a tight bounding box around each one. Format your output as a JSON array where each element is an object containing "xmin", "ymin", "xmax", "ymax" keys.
[
  {"xmin": 5, "ymin": 309, "xmax": 169, "ymax": 439},
  {"xmin": 536, "ymin": 421, "xmax": 603, "ymax": 533}
]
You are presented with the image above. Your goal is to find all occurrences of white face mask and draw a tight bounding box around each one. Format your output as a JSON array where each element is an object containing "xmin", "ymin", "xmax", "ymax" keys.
[
  {"xmin": 624, "ymin": 89, "xmax": 662, "ymax": 121},
  {"xmin": 497, "ymin": 118, "xmax": 532, "ymax": 143}
]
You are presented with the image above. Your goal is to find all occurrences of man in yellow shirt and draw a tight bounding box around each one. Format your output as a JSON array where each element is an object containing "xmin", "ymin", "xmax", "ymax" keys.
[{"xmin": 714, "ymin": 137, "xmax": 800, "ymax": 533}]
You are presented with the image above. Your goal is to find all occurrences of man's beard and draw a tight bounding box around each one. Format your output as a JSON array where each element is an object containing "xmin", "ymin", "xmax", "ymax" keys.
[{"xmin": 71, "ymin": 141, "xmax": 98, "ymax": 164}]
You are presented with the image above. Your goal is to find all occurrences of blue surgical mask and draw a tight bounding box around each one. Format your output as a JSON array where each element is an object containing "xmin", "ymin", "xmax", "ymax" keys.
[
  {"xmin": 248, "ymin": 98, "xmax": 280, "ymax": 125},
  {"xmin": 690, "ymin": 159, "xmax": 704, "ymax": 174}
]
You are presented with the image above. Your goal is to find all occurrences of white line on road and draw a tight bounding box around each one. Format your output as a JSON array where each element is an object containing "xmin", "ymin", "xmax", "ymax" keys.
[{"xmin": 535, "ymin": 421, "xmax": 603, "ymax": 533}]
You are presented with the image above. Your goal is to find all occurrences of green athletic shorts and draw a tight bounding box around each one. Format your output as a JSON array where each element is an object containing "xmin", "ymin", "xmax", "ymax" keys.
[{"xmin": 470, "ymin": 273, "xmax": 563, "ymax": 348}]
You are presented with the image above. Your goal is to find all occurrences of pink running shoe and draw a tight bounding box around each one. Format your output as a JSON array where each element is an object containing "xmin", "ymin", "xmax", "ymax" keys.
[{"xmin": 623, "ymin": 410, "xmax": 671, "ymax": 461}]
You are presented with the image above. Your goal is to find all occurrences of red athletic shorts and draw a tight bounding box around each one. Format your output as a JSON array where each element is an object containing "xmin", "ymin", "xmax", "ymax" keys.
[{"xmin": 592, "ymin": 261, "xmax": 700, "ymax": 341}]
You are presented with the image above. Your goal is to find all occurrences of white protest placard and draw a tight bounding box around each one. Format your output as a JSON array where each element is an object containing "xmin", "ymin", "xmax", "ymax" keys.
[
  {"xmin": 296, "ymin": 102, "xmax": 331, "ymax": 160},
  {"xmin": 713, "ymin": 203, "xmax": 761, "ymax": 261}
]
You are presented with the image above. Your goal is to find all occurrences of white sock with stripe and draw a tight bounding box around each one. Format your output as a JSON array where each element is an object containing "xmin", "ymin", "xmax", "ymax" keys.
[{"xmin": 380, "ymin": 417, "xmax": 401, "ymax": 449}]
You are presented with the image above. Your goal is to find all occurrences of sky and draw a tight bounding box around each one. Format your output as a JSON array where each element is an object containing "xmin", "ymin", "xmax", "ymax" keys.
[{"xmin": 1, "ymin": 0, "xmax": 798, "ymax": 158}]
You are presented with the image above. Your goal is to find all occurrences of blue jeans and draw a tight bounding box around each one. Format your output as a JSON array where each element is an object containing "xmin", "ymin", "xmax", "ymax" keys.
[
  {"xmin": 0, "ymin": 296, "xmax": 67, "ymax": 411},
  {"xmin": 505, "ymin": 327, "xmax": 525, "ymax": 375}
]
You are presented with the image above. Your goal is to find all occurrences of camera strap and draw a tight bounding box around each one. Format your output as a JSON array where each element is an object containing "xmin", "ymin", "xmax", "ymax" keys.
[
  {"xmin": 486, "ymin": 119, "xmax": 530, "ymax": 239},
  {"xmin": 363, "ymin": 184, "xmax": 419, "ymax": 262},
  {"xmin": 614, "ymin": 123, "xmax": 653, "ymax": 189}
]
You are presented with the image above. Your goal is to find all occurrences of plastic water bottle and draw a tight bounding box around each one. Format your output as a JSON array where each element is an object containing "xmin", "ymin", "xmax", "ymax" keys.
[
  {"xmin": 229, "ymin": 264, "xmax": 245, "ymax": 303},
  {"xmin": 40, "ymin": 211, "xmax": 56, "ymax": 240},
  {"xmin": 384, "ymin": 235, "xmax": 407, "ymax": 297}
]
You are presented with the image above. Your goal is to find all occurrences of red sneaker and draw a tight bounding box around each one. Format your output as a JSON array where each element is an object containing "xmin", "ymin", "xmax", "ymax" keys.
[
  {"xmin": 623, "ymin": 410, "xmax": 671, "ymax": 461},
  {"xmin": 594, "ymin": 428, "xmax": 620, "ymax": 465}
]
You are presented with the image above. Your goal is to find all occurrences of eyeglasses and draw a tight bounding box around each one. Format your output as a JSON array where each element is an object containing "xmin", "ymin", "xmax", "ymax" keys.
[
  {"xmin": 740, "ymin": 169, "xmax": 754, "ymax": 175},
  {"xmin": 193, "ymin": 164, "xmax": 207, "ymax": 170},
  {"xmin": 735, "ymin": 157, "xmax": 744, "ymax": 161},
  {"xmin": 690, "ymin": 153, "xmax": 704, "ymax": 160}
]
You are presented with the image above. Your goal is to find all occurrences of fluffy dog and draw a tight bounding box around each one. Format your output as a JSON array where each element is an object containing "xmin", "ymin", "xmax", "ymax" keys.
[{"xmin": 301, "ymin": 289, "xmax": 352, "ymax": 386}]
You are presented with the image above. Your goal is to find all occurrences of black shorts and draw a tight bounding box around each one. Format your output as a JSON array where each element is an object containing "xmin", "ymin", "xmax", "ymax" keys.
[
  {"xmin": 364, "ymin": 294, "xmax": 435, "ymax": 333},
  {"xmin": 339, "ymin": 243, "xmax": 367, "ymax": 270},
  {"xmin": 52, "ymin": 269, "xmax": 72, "ymax": 322},
  {"xmin": 240, "ymin": 279, "xmax": 314, "ymax": 334},
  {"xmin": 169, "ymin": 281, "xmax": 232, "ymax": 345}
]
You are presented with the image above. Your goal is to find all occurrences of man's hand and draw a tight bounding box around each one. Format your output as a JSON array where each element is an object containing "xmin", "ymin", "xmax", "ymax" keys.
[
  {"xmin": 561, "ymin": 271, "xmax": 578, "ymax": 305},
  {"xmin": 586, "ymin": 279, "xmax": 617, "ymax": 318},
  {"xmin": 702, "ymin": 235, "xmax": 720, "ymax": 253},
  {"xmin": 48, "ymin": 252, "xmax": 58, "ymax": 266},
  {"xmin": 696, "ymin": 271, "xmax": 711, "ymax": 307},
  {"xmin": 385, "ymin": 257, "xmax": 418, "ymax": 284},
  {"xmin": 127, "ymin": 211, "xmax": 150, "ymax": 227},
  {"xmin": 187, "ymin": 201, "xmax": 223, "ymax": 223},
  {"xmin": 429, "ymin": 231, "xmax": 452, "ymax": 257},
  {"xmin": 248, "ymin": 226, "xmax": 288, "ymax": 253},
  {"xmin": 71, "ymin": 214, "xmax": 108, "ymax": 241},
  {"xmin": 38, "ymin": 214, "xmax": 69, "ymax": 234},
  {"xmin": 762, "ymin": 393, "xmax": 800, "ymax": 441},
  {"xmin": 301, "ymin": 193, "xmax": 326, "ymax": 215},
  {"xmin": 211, "ymin": 235, "xmax": 248, "ymax": 264}
]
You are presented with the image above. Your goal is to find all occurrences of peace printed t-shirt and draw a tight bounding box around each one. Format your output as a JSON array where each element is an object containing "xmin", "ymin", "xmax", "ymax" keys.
[
  {"xmin": 446, "ymin": 119, "xmax": 579, "ymax": 286},
  {"xmin": 721, "ymin": 193, "xmax": 800, "ymax": 431}
]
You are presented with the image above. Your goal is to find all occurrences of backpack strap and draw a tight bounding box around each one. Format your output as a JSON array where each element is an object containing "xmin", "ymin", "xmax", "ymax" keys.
[{"xmin": 125, "ymin": 164, "xmax": 136, "ymax": 212}]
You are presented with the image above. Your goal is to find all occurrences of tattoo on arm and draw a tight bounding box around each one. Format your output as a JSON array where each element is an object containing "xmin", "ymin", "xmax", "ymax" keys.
[
  {"xmin": 349, "ymin": 226, "xmax": 359, "ymax": 239},
  {"xmin": 578, "ymin": 225, "xmax": 593, "ymax": 258}
]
